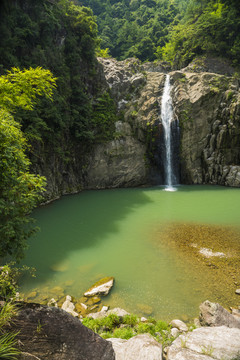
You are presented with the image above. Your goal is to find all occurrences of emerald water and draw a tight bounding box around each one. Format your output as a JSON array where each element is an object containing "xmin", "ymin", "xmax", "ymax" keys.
[{"xmin": 20, "ymin": 185, "xmax": 240, "ymax": 321}]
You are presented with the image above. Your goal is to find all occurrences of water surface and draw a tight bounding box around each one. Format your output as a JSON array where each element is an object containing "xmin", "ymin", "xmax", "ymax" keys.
[{"xmin": 20, "ymin": 185, "xmax": 240, "ymax": 321}]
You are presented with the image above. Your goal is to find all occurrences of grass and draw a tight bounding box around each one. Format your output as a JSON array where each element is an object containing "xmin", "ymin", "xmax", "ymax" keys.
[
  {"xmin": 82, "ymin": 313, "xmax": 175, "ymax": 348},
  {"xmin": 0, "ymin": 303, "xmax": 20, "ymax": 360}
]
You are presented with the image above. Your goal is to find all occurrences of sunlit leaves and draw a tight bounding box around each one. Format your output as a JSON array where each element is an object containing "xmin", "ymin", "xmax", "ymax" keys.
[
  {"xmin": 0, "ymin": 67, "xmax": 56, "ymax": 112},
  {"xmin": 0, "ymin": 67, "xmax": 55, "ymax": 260}
]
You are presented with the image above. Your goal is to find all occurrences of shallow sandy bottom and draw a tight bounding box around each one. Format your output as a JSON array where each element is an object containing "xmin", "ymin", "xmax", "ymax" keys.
[{"xmin": 152, "ymin": 222, "xmax": 240, "ymax": 310}]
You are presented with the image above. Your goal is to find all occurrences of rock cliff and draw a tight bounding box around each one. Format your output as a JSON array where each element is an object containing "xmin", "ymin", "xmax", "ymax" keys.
[
  {"xmin": 171, "ymin": 69, "xmax": 240, "ymax": 186},
  {"xmin": 34, "ymin": 57, "xmax": 240, "ymax": 199}
]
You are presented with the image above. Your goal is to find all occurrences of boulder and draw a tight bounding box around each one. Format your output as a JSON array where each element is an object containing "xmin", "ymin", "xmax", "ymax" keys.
[
  {"xmin": 170, "ymin": 319, "xmax": 188, "ymax": 332},
  {"xmin": 167, "ymin": 326, "xmax": 240, "ymax": 360},
  {"xmin": 199, "ymin": 300, "xmax": 240, "ymax": 328},
  {"xmin": 61, "ymin": 295, "xmax": 78, "ymax": 317},
  {"xmin": 84, "ymin": 277, "xmax": 114, "ymax": 297},
  {"xmin": 12, "ymin": 302, "xmax": 115, "ymax": 360},
  {"xmin": 108, "ymin": 334, "xmax": 162, "ymax": 360}
]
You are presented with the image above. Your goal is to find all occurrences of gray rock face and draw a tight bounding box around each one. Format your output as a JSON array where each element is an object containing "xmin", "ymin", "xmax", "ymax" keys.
[
  {"xmin": 172, "ymin": 71, "xmax": 240, "ymax": 187},
  {"xmin": 108, "ymin": 334, "xmax": 162, "ymax": 360},
  {"xmin": 98, "ymin": 57, "xmax": 146, "ymax": 106},
  {"xmin": 199, "ymin": 300, "xmax": 240, "ymax": 328},
  {"xmin": 85, "ymin": 135, "xmax": 148, "ymax": 189},
  {"xmin": 34, "ymin": 57, "xmax": 240, "ymax": 200},
  {"xmin": 167, "ymin": 326, "xmax": 240, "ymax": 360},
  {"xmin": 11, "ymin": 303, "xmax": 115, "ymax": 360}
]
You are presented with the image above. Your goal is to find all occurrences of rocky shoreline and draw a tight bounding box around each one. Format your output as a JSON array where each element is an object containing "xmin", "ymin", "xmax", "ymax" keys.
[
  {"xmin": 10, "ymin": 299, "xmax": 240, "ymax": 360},
  {"xmin": 14, "ymin": 276, "xmax": 240, "ymax": 359}
]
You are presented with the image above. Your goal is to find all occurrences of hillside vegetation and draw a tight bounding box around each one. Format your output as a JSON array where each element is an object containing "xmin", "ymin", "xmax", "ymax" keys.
[{"xmin": 78, "ymin": 0, "xmax": 240, "ymax": 67}]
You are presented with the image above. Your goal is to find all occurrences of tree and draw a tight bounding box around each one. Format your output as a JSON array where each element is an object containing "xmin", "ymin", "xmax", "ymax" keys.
[{"xmin": 0, "ymin": 67, "xmax": 56, "ymax": 261}]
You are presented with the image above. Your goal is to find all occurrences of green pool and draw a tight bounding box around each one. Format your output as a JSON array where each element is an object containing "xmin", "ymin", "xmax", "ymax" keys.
[{"xmin": 20, "ymin": 185, "xmax": 240, "ymax": 321}]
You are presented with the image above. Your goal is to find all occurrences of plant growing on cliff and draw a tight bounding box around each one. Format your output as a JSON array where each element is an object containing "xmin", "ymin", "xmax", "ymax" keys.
[{"xmin": 0, "ymin": 67, "xmax": 56, "ymax": 260}]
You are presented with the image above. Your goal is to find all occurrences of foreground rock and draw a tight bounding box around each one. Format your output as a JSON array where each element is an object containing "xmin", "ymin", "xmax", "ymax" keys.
[
  {"xmin": 167, "ymin": 326, "xmax": 240, "ymax": 360},
  {"xmin": 12, "ymin": 303, "xmax": 115, "ymax": 360},
  {"xmin": 199, "ymin": 300, "xmax": 240, "ymax": 328},
  {"xmin": 84, "ymin": 277, "xmax": 114, "ymax": 297},
  {"xmin": 108, "ymin": 334, "xmax": 162, "ymax": 360}
]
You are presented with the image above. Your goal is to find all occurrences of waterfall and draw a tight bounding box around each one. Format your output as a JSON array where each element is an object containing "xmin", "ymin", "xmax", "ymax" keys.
[{"xmin": 161, "ymin": 74, "xmax": 177, "ymax": 191}]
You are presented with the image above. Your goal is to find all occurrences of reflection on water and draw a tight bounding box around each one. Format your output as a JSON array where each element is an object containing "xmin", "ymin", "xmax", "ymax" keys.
[{"xmin": 20, "ymin": 185, "xmax": 240, "ymax": 321}]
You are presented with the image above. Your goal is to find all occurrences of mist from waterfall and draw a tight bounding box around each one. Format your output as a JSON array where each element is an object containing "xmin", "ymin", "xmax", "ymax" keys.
[{"xmin": 161, "ymin": 74, "xmax": 177, "ymax": 191}]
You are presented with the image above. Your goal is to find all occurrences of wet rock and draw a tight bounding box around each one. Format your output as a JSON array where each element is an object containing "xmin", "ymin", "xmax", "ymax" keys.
[
  {"xmin": 79, "ymin": 295, "xmax": 101, "ymax": 306},
  {"xmin": 108, "ymin": 334, "xmax": 162, "ymax": 360},
  {"xmin": 199, "ymin": 300, "xmax": 240, "ymax": 328},
  {"xmin": 47, "ymin": 298, "xmax": 58, "ymax": 308},
  {"xmin": 75, "ymin": 303, "xmax": 88, "ymax": 316},
  {"xmin": 11, "ymin": 303, "xmax": 115, "ymax": 360},
  {"xmin": 170, "ymin": 319, "xmax": 188, "ymax": 332},
  {"xmin": 101, "ymin": 306, "xmax": 109, "ymax": 312},
  {"xmin": 84, "ymin": 277, "xmax": 114, "ymax": 297},
  {"xmin": 167, "ymin": 326, "xmax": 240, "ymax": 360},
  {"xmin": 61, "ymin": 295, "xmax": 78, "ymax": 317}
]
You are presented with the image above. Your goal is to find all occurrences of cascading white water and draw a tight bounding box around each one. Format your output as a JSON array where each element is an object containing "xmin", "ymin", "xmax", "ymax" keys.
[{"xmin": 161, "ymin": 74, "xmax": 177, "ymax": 191}]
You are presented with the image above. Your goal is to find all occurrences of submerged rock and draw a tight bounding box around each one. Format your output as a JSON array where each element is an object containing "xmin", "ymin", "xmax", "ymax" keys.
[
  {"xmin": 84, "ymin": 276, "xmax": 114, "ymax": 297},
  {"xmin": 136, "ymin": 303, "xmax": 153, "ymax": 316}
]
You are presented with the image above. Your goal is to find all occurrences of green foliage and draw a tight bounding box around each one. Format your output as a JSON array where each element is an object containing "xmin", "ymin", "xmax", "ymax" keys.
[
  {"xmin": 0, "ymin": 0, "xmax": 105, "ymax": 155},
  {"xmin": 0, "ymin": 331, "xmax": 20, "ymax": 360},
  {"xmin": 91, "ymin": 91, "xmax": 118, "ymax": 142},
  {"xmin": 162, "ymin": 0, "xmax": 240, "ymax": 67},
  {"xmin": 82, "ymin": 313, "xmax": 174, "ymax": 347},
  {"xmin": 122, "ymin": 314, "xmax": 138, "ymax": 327},
  {"xmin": 112, "ymin": 327, "xmax": 135, "ymax": 339},
  {"xmin": 0, "ymin": 263, "xmax": 35, "ymax": 300},
  {"xmin": 0, "ymin": 66, "xmax": 56, "ymax": 260},
  {"xmin": 137, "ymin": 322, "xmax": 156, "ymax": 336},
  {"xmin": 96, "ymin": 47, "xmax": 111, "ymax": 58},
  {"xmin": 0, "ymin": 265, "xmax": 17, "ymax": 300},
  {"xmin": 0, "ymin": 303, "xmax": 20, "ymax": 360},
  {"xmin": 79, "ymin": 0, "xmax": 188, "ymax": 61},
  {"xmin": 0, "ymin": 67, "xmax": 56, "ymax": 112}
]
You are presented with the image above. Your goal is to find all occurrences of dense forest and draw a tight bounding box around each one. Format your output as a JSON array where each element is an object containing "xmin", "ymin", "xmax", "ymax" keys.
[
  {"xmin": 0, "ymin": 0, "xmax": 118, "ymax": 261},
  {"xmin": 78, "ymin": 0, "xmax": 240, "ymax": 67}
]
